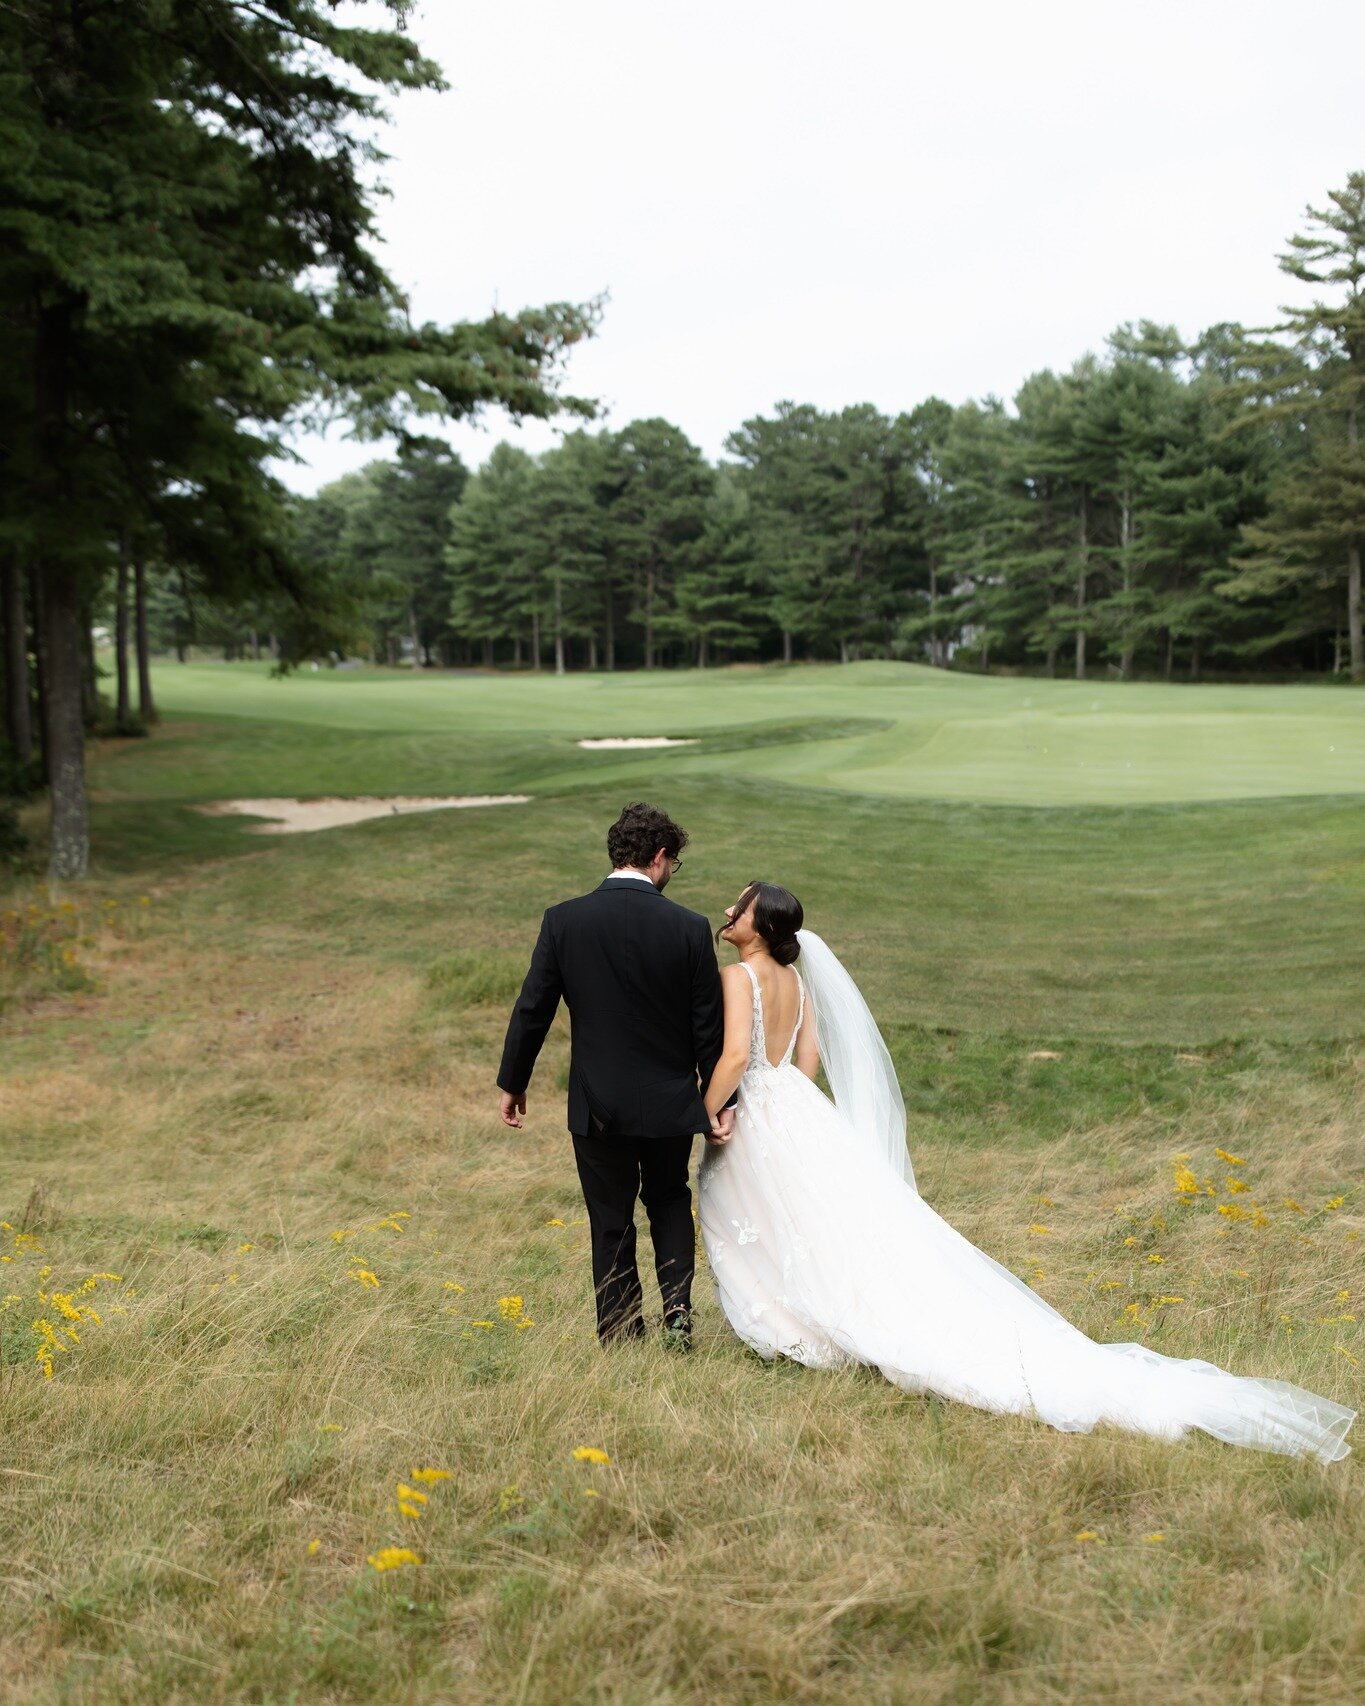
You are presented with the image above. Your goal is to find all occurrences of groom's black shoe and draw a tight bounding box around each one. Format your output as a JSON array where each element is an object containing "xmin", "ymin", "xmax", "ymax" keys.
[{"xmin": 661, "ymin": 1309, "xmax": 693, "ymax": 1353}]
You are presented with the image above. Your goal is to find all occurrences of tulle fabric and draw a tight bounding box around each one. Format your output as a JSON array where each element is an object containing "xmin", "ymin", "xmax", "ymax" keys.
[{"xmin": 698, "ymin": 965, "xmax": 1354, "ymax": 1464}]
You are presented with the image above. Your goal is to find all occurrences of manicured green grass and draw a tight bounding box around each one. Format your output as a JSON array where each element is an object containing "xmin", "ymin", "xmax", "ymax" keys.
[
  {"xmin": 141, "ymin": 656, "xmax": 1365, "ymax": 804},
  {"xmin": 1, "ymin": 662, "xmax": 1362, "ymax": 1704}
]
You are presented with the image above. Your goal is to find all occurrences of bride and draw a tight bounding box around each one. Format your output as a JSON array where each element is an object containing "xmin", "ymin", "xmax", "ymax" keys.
[{"xmin": 697, "ymin": 881, "xmax": 1354, "ymax": 1463}]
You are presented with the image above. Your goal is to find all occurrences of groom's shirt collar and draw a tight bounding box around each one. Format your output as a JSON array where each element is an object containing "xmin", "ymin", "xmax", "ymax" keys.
[{"xmin": 604, "ymin": 870, "xmax": 655, "ymax": 886}]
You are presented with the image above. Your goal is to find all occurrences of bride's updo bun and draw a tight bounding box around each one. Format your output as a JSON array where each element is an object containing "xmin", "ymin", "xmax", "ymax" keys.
[{"xmin": 734, "ymin": 880, "xmax": 803, "ymax": 965}]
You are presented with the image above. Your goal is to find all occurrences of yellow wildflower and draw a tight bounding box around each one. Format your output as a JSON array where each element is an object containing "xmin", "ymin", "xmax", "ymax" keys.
[
  {"xmin": 1283, "ymin": 1199, "xmax": 1305, "ymax": 1215},
  {"xmin": 1098, "ymin": 1280, "xmax": 1124, "ymax": 1292},
  {"xmin": 237, "ymin": 1242, "xmax": 255, "ymax": 1254},
  {"xmin": 443, "ymin": 1281, "xmax": 465, "ymax": 1293},
  {"xmin": 367, "ymin": 1547, "xmax": 421, "ymax": 1572},
  {"xmin": 1217, "ymin": 1203, "xmax": 1247, "ymax": 1221},
  {"xmin": 1336, "ymin": 1345, "xmax": 1359, "ymax": 1366},
  {"xmin": 1214, "ymin": 1148, "xmax": 1245, "ymax": 1166},
  {"xmin": 498, "ymin": 1296, "xmax": 524, "ymax": 1320},
  {"xmin": 349, "ymin": 1265, "xmax": 380, "ymax": 1288},
  {"xmin": 396, "ymin": 1484, "xmax": 428, "ymax": 1506},
  {"xmin": 1123, "ymin": 1236, "xmax": 1138, "ymax": 1247},
  {"xmin": 571, "ymin": 1446, "xmax": 611, "ymax": 1465},
  {"xmin": 516, "ymin": 1319, "xmax": 535, "ymax": 1330},
  {"xmin": 545, "ymin": 1218, "xmax": 566, "ymax": 1227},
  {"xmin": 1144, "ymin": 1532, "xmax": 1165, "ymax": 1544},
  {"xmin": 1155, "ymin": 1295, "xmax": 1185, "ymax": 1306},
  {"xmin": 1074, "ymin": 1530, "xmax": 1104, "ymax": 1543},
  {"xmin": 1226, "ymin": 1178, "xmax": 1248, "ymax": 1194},
  {"xmin": 470, "ymin": 1320, "xmax": 494, "ymax": 1330},
  {"xmin": 1146, "ymin": 1252, "xmax": 1164, "ymax": 1264},
  {"xmin": 1172, "ymin": 1165, "xmax": 1199, "ymax": 1196},
  {"xmin": 398, "ymin": 1501, "xmax": 424, "ymax": 1520},
  {"xmin": 1029, "ymin": 1224, "xmax": 1052, "ymax": 1237},
  {"xmin": 1324, "ymin": 1196, "xmax": 1344, "ymax": 1211},
  {"xmin": 1251, "ymin": 1208, "xmax": 1270, "ymax": 1229},
  {"xmin": 583, "ymin": 1488, "xmax": 601, "ymax": 1499},
  {"xmin": 410, "ymin": 1468, "xmax": 452, "ymax": 1487},
  {"xmin": 1034, "ymin": 1196, "xmax": 1055, "ymax": 1208},
  {"xmin": 307, "ymin": 1539, "xmax": 321, "ymax": 1556}
]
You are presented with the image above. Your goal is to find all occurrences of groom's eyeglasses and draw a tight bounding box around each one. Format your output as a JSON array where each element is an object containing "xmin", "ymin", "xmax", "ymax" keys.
[{"xmin": 666, "ymin": 854, "xmax": 682, "ymax": 873}]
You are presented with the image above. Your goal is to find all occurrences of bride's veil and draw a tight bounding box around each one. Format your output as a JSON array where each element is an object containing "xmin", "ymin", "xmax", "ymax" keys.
[{"xmin": 796, "ymin": 929, "xmax": 916, "ymax": 1191}]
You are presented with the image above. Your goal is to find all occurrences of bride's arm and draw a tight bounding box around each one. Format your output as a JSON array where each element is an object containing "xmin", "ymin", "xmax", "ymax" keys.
[
  {"xmin": 793, "ymin": 992, "xmax": 819, "ymax": 1080},
  {"xmin": 703, "ymin": 964, "xmax": 753, "ymax": 1124}
]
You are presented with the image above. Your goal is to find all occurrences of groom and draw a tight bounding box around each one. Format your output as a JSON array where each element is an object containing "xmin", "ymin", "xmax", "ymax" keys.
[{"xmin": 497, "ymin": 802, "xmax": 730, "ymax": 1348}]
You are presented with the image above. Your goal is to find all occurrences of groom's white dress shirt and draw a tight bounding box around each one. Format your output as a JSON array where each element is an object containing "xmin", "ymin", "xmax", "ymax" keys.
[{"xmin": 606, "ymin": 871, "xmax": 654, "ymax": 885}]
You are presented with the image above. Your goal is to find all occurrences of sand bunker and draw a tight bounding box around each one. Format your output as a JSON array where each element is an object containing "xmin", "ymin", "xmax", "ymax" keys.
[
  {"xmin": 576, "ymin": 736, "xmax": 697, "ymax": 749},
  {"xmin": 203, "ymin": 795, "xmax": 532, "ymax": 834}
]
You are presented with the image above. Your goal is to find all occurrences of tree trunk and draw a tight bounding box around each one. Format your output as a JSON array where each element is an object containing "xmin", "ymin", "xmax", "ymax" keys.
[
  {"xmin": 588, "ymin": 634, "xmax": 598, "ymax": 671},
  {"xmin": 1189, "ymin": 636, "xmax": 1202, "ymax": 683},
  {"xmin": 1350, "ymin": 405, "xmax": 1363, "ymax": 682},
  {"xmin": 644, "ymin": 566, "xmax": 656, "ymax": 669},
  {"xmin": 929, "ymin": 562, "xmax": 941, "ymax": 667},
  {"xmin": 249, "ymin": 627, "xmax": 260, "ymax": 662},
  {"xmin": 134, "ymin": 557, "xmax": 156, "ymax": 722},
  {"xmin": 408, "ymin": 601, "xmax": 420, "ymax": 670},
  {"xmin": 482, "ymin": 637, "xmax": 494, "ymax": 668},
  {"xmin": 605, "ymin": 591, "xmax": 615, "ymax": 671},
  {"xmin": 1163, "ymin": 629, "xmax": 1174, "ymax": 680},
  {"xmin": 553, "ymin": 575, "xmax": 565, "ymax": 677},
  {"xmin": 30, "ymin": 569, "xmax": 49, "ymax": 784},
  {"xmin": 41, "ymin": 566, "xmax": 89, "ymax": 880},
  {"xmin": 782, "ymin": 630, "xmax": 793, "ymax": 664},
  {"xmin": 1075, "ymin": 484, "xmax": 1088, "ymax": 680},
  {"xmin": 839, "ymin": 638, "xmax": 850, "ymax": 665},
  {"xmin": 1044, "ymin": 644, "xmax": 1057, "ymax": 679},
  {"xmin": 3, "ymin": 556, "xmax": 32, "ymax": 765},
  {"xmin": 513, "ymin": 635, "xmax": 522, "ymax": 669},
  {"xmin": 697, "ymin": 633, "xmax": 707, "ymax": 669},
  {"xmin": 531, "ymin": 608, "xmax": 541, "ymax": 672},
  {"xmin": 1118, "ymin": 494, "xmax": 1134, "ymax": 681},
  {"xmin": 1333, "ymin": 627, "xmax": 1343, "ymax": 675},
  {"xmin": 115, "ymin": 534, "xmax": 131, "ymax": 725},
  {"xmin": 269, "ymin": 633, "xmax": 279, "ymax": 661}
]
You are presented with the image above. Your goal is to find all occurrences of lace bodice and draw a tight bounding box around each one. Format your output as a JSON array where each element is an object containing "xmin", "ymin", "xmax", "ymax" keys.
[{"xmin": 739, "ymin": 960, "xmax": 805, "ymax": 1077}]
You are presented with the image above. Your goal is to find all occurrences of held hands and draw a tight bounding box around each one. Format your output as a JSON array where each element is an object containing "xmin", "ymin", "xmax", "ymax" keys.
[
  {"xmin": 499, "ymin": 1090, "xmax": 526, "ymax": 1129},
  {"xmin": 707, "ymin": 1106, "xmax": 735, "ymax": 1146}
]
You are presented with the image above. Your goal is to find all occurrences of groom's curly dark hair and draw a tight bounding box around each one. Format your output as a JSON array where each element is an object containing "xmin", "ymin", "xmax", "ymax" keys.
[{"xmin": 607, "ymin": 801, "xmax": 689, "ymax": 870}]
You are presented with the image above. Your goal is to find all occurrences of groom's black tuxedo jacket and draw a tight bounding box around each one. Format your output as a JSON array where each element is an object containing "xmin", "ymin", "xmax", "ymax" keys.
[{"xmin": 497, "ymin": 876, "xmax": 725, "ymax": 1139}]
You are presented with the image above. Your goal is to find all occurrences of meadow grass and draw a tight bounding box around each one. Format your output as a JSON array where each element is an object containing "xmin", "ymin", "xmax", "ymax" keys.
[{"xmin": 1, "ymin": 662, "xmax": 1363, "ymax": 1704}]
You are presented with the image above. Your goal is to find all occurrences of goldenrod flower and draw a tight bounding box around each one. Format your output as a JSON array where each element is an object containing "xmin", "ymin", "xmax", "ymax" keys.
[
  {"xmin": 470, "ymin": 1320, "xmax": 494, "ymax": 1330},
  {"xmin": 583, "ymin": 1489, "xmax": 601, "ymax": 1499},
  {"xmin": 1146, "ymin": 1252, "xmax": 1164, "ymax": 1264},
  {"xmin": 1172, "ymin": 1165, "xmax": 1199, "ymax": 1196},
  {"xmin": 545, "ymin": 1218, "xmax": 566, "ymax": 1227},
  {"xmin": 1123, "ymin": 1236, "xmax": 1138, "ymax": 1247},
  {"xmin": 1155, "ymin": 1295, "xmax": 1185, "ymax": 1306},
  {"xmin": 1282, "ymin": 1199, "xmax": 1305, "ymax": 1214},
  {"xmin": 237, "ymin": 1242, "xmax": 255, "ymax": 1254},
  {"xmin": 443, "ymin": 1281, "xmax": 465, "ymax": 1293},
  {"xmin": 1217, "ymin": 1203, "xmax": 1246, "ymax": 1221},
  {"xmin": 516, "ymin": 1319, "xmax": 535, "ymax": 1331},
  {"xmin": 1324, "ymin": 1196, "xmax": 1345, "ymax": 1211},
  {"xmin": 367, "ymin": 1547, "xmax": 421, "ymax": 1572},
  {"xmin": 398, "ymin": 1501, "xmax": 424, "ymax": 1520},
  {"xmin": 307, "ymin": 1538, "xmax": 321, "ymax": 1556},
  {"xmin": 1144, "ymin": 1532, "xmax": 1165, "ymax": 1544},
  {"xmin": 1226, "ymin": 1178, "xmax": 1247, "ymax": 1194},
  {"xmin": 410, "ymin": 1468, "xmax": 451, "ymax": 1487},
  {"xmin": 498, "ymin": 1296, "xmax": 524, "ymax": 1320},
  {"xmin": 571, "ymin": 1446, "xmax": 611, "ymax": 1465},
  {"xmin": 1074, "ymin": 1530, "xmax": 1103, "ymax": 1543},
  {"xmin": 1214, "ymin": 1148, "xmax": 1245, "ymax": 1166},
  {"xmin": 319, "ymin": 1423, "xmax": 343, "ymax": 1433},
  {"xmin": 396, "ymin": 1484, "xmax": 428, "ymax": 1505},
  {"xmin": 1029, "ymin": 1224, "xmax": 1052, "ymax": 1237},
  {"xmin": 349, "ymin": 1265, "xmax": 380, "ymax": 1288}
]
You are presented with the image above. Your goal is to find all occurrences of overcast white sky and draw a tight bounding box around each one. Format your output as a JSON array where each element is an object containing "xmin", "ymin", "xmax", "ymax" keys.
[{"xmin": 279, "ymin": 0, "xmax": 1365, "ymax": 492}]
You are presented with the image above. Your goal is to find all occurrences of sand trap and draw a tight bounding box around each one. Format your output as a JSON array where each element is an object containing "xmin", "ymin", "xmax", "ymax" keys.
[
  {"xmin": 576, "ymin": 736, "xmax": 697, "ymax": 749},
  {"xmin": 203, "ymin": 795, "xmax": 532, "ymax": 834}
]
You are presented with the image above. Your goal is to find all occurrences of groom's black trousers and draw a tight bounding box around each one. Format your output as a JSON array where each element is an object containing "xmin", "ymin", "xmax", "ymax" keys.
[{"xmin": 571, "ymin": 1130, "xmax": 695, "ymax": 1341}]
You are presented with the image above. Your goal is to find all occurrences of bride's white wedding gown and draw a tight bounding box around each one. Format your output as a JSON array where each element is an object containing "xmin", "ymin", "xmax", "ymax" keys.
[{"xmin": 698, "ymin": 958, "xmax": 1354, "ymax": 1463}]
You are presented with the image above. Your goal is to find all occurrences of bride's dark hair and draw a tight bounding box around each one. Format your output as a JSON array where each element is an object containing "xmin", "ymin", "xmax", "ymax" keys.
[{"xmin": 723, "ymin": 880, "xmax": 804, "ymax": 966}]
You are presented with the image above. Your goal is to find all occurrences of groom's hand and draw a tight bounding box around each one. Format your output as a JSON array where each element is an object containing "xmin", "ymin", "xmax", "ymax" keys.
[
  {"xmin": 707, "ymin": 1107, "xmax": 734, "ymax": 1146},
  {"xmin": 499, "ymin": 1090, "xmax": 526, "ymax": 1129}
]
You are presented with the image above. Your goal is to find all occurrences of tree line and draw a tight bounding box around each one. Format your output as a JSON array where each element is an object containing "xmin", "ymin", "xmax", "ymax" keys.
[{"xmin": 245, "ymin": 177, "xmax": 1358, "ymax": 685}]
